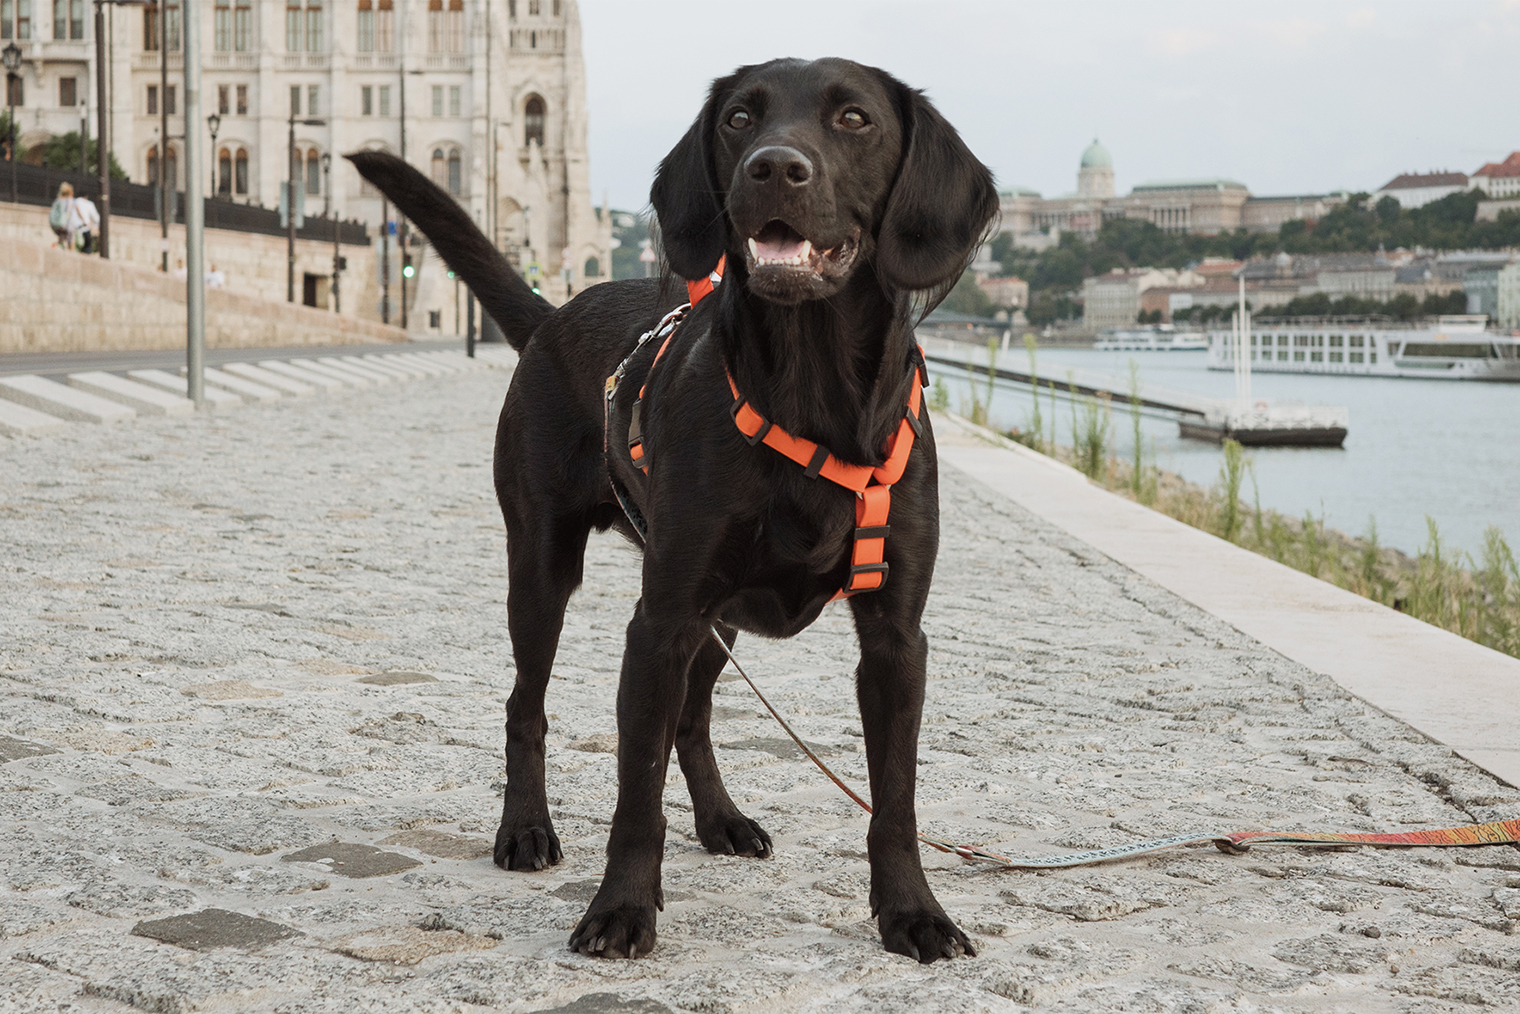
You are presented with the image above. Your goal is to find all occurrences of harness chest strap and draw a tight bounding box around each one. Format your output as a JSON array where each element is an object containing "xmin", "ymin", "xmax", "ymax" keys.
[{"xmin": 728, "ymin": 357, "xmax": 926, "ymax": 597}]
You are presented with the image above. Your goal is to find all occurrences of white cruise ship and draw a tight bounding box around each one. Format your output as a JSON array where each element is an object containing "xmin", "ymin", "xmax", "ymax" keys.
[
  {"xmin": 1207, "ymin": 315, "xmax": 1520, "ymax": 381},
  {"xmin": 1095, "ymin": 325, "xmax": 1208, "ymax": 352}
]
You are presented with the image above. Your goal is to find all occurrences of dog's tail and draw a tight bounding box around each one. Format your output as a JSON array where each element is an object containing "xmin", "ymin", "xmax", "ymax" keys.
[{"xmin": 345, "ymin": 151, "xmax": 551, "ymax": 351}]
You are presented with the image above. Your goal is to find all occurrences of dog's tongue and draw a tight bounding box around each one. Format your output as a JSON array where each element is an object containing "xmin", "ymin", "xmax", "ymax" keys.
[{"xmin": 752, "ymin": 222, "xmax": 808, "ymax": 262}]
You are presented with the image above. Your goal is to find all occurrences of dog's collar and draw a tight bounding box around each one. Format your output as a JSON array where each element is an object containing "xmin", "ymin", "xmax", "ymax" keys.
[{"xmin": 686, "ymin": 255, "xmax": 725, "ymax": 306}]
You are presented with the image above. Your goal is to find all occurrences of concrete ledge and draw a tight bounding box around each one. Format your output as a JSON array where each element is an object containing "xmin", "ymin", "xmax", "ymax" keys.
[
  {"xmin": 0, "ymin": 398, "xmax": 72, "ymax": 436},
  {"xmin": 221, "ymin": 362, "xmax": 314, "ymax": 396},
  {"xmin": 256, "ymin": 360, "xmax": 345, "ymax": 391},
  {"xmin": 935, "ymin": 413, "xmax": 1520, "ymax": 788},
  {"xmin": 66, "ymin": 371, "xmax": 194, "ymax": 416},
  {"xmin": 0, "ymin": 374, "xmax": 136, "ymax": 423},
  {"xmin": 317, "ymin": 357, "xmax": 393, "ymax": 384},
  {"xmin": 128, "ymin": 369, "xmax": 243, "ymax": 408},
  {"xmin": 197, "ymin": 367, "xmax": 284, "ymax": 403},
  {"xmin": 289, "ymin": 359, "xmax": 372, "ymax": 387}
]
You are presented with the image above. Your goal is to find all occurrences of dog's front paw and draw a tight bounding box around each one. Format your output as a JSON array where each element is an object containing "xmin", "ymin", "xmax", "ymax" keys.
[
  {"xmin": 878, "ymin": 908, "xmax": 976, "ymax": 964},
  {"xmin": 493, "ymin": 819, "xmax": 562, "ymax": 872},
  {"xmin": 568, "ymin": 897, "xmax": 658, "ymax": 959},
  {"xmin": 695, "ymin": 810, "xmax": 773, "ymax": 858}
]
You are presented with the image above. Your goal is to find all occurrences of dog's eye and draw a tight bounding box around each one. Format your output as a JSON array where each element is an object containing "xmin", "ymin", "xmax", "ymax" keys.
[
  {"xmin": 839, "ymin": 109, "xmax": 869, "ymax": 130},
  {"xmin": 727, "ymin": 109, "xmax": 751, "ymax": 130}
]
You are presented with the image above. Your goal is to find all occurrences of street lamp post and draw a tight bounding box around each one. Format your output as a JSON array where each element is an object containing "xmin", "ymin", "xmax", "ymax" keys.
[
  {"xmin": 322, "ymin": 152, "xmax": 340, "ymax": 314},
  {"xmin": 3, "ymin": 42, "xmax": 20, "ymax": 206},
  {"xmin": 157, "ymin": 0, "xmax": 168, "ymax": 272},
  {"xmin": 287, "ymin": 114, "xmax": 325, "ymax": 303},
  {"xmin": 207, "ymin": 111, "xmax": 219, "ymax": 196}
]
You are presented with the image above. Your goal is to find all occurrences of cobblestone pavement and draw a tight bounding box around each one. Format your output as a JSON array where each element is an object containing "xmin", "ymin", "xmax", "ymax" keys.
[{"xmin": 3, "ymin": 366, "xmax": 1519, "ymax": 1014}]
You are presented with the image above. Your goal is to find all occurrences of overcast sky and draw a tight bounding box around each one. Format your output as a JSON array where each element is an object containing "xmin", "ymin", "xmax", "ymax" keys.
[{"xmin": 578, "ymin": 0, "xmax": 1519, "ymax": 213}]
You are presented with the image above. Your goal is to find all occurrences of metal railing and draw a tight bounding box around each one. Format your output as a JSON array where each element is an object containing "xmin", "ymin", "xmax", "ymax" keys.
[{"xmin": 2, "ymin": 160, "xmax": 370, "ymax": 245}]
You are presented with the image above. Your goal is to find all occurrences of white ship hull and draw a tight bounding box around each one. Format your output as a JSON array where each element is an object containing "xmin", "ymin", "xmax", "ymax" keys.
[
  {"xmin": 1207, "ymin": 317, "xmax": 1520, "ymax": 381},
  {"xmin": 1096, "ymin": 327, "xmax": 1208, "ymax": 352}
]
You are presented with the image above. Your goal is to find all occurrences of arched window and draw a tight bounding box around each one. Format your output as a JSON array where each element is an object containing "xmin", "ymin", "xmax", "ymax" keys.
[
  {"xmin": 146, "ymin": 147, "xmax": 158, "ymax": 185},
  {"xmin": 305, "ymin": 147, "xmax": 321, "ymax": 195},
  {"xmin": 447, "ymin": 0, "xmax": 462, "ymax": 52},
  {"xmin": 430, "ymin": 147, "xmax": 446, "ymax": 187},
  {"xmin": 218, "ymin": 147, "xmax": 231, "ymax": 195},
  {"xmin": 166, "ymin": 146, "xmax": 177, "ymax": 188},
  {"xmin": 583, "ymin": 256, "xmax": 599, "ymax": 278},
  {"xmin": 426, "ymin": 0, "xmax": 441, "ymax": 52},
  {"xmin": 447, "ymin": 149, "xmax": 461, "ymax": 195},
  {"xmin": 524, "ymin": 95, "xmax": 544, "ymax": 146},
  {"xmin": 235, "ymin": 147, "xmax": 248, "ymax": 195}
]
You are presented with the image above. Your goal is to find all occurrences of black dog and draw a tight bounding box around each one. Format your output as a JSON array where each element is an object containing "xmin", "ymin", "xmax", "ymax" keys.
[{"xmin": 349, "ymin": 56, "xmax": 996, "ymax": 963}]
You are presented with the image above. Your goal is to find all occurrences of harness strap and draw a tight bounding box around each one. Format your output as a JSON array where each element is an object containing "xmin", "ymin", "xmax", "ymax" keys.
[{"xmin": 728, "ymin": 354, "xmax": 927, "ymax": 597}]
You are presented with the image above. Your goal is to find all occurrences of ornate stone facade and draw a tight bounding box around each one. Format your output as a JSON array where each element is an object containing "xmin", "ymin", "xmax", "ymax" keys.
[
  {"xmin": 998, "ymin": 142, "xmax": 1346, "ymax": 249},
  {"xmin": 10, "ymin": 0, "xmax": 610, "ymax": 327}
]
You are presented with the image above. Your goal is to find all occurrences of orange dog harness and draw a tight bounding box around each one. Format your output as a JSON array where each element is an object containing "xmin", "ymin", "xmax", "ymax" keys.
[{"xmin": 609, "ymin": 255, "xmax": 928, "ymax": 598}]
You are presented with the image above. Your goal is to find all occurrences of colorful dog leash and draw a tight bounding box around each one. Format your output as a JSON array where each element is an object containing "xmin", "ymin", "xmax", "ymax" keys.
[{"xmin": 710, "ymin": 626, "xmax": 1520, "ymax": 870}]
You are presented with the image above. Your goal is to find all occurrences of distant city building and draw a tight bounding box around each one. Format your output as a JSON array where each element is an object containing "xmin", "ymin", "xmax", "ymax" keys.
[
  {"xmin": 977, "ymin": 275, "xmax": 1028, "ymax": 310},
  {"xmin": 1082, "ymin": 266, "xmax": 1203, "ymax": 328},
  {"xmin": 1373, "ymin": 171, "xmax": 1469, "ymax": 209},
  {"xmin": 996, "ymin": 142, "xmax": 1347, "ymax": 249},
  {"xmin": 1470, "ymin": 153, "xmax": 1520, "ymax": 199},
  {"xmin": 1497, "ymin": 261, "xmax": 1520, "ymax": 330},
  {"xmin": 5, "ymin": 0, "xmax": 611, "ymax": 318}
]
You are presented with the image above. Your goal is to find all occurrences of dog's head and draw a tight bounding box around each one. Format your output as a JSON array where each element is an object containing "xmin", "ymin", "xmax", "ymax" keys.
[{"xmin": 651, "ymin": 58, "xmax": 998, "ymax": 307}]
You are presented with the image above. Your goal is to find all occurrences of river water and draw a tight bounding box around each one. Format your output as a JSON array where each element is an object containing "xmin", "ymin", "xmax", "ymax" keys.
[{"xmin": 930, "ymin": 343, "xmax": 1519, "ymax": 559}]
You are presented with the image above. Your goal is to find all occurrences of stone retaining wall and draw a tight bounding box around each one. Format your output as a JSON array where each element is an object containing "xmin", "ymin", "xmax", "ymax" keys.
[{"xmin": 0, "ymin": 236, "xmax": 408, "ymax": 354}]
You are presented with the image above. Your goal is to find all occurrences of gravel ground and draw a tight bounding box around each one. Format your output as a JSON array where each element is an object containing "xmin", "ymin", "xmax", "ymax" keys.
[{"xmin": 2, "ymin": 365, "xmax": 1519, "ymax": 1014}]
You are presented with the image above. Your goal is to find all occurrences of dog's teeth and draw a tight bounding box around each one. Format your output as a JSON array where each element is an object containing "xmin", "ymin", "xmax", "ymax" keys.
[
  {"xmin": 799, "ymin": 240, "xmax": 813, "ymax": 262},
  {"xmin": 747, "ymin": 237, "xmax": 759, "ymax": 261}
]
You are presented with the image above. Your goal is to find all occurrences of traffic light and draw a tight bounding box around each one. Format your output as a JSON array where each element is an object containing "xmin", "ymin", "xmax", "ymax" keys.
[{"xmin": 402, "ymin": 254, "xmax": 415, "ymax": 280}]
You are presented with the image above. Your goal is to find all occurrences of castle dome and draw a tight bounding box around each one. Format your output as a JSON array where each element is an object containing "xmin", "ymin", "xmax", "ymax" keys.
[{"xmin": 1080, "ymin": 139, "xmax": 1112, "ymax": 170}]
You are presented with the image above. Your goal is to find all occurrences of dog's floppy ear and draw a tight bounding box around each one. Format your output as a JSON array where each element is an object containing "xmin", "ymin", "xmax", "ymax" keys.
[
  {"xmin": 650, "ymin": 75, "xmax": 734, "ymax": 281},
  {"xmin": 875, "ymin": 84, "xmax": 999, "ymax": 295}
]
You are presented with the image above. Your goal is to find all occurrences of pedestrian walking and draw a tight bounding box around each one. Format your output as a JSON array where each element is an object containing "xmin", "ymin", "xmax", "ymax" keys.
[
  {"xmin": 48, "ymin": 183, "xmax": 76, "ymax": 249},
  {"xmin": 69, "ymin": 193, "xmax": 100, "ymax": 254}
]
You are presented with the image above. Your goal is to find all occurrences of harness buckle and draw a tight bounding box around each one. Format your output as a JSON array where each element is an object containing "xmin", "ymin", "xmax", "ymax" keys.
[
  {"xmin": 904, "ymin": 404, "xmax": 924, "ymax": 439},
  {"xmin": 848, "ymin": 561, "xmax": 889, "ymax": 585},
  {"xmin": 802, "ymin": 445, "xmax": 829, "ymax": 480},
  {"xmin": 854, "ymin": 525, "xmax": 891, "ymax": 541},
  {"xmin": 730, "ymin": 397, "xmax": 772, "ymax": 446}
]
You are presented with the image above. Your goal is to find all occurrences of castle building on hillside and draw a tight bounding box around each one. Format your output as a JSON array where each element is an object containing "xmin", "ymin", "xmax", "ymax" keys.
[
  {"xmin": 997, "ymin": 141, "xmax": 1347, "ymax": 250},
  {"xmin": 6, "ymin": 0, "xmax": 610, "ymax": 322}
]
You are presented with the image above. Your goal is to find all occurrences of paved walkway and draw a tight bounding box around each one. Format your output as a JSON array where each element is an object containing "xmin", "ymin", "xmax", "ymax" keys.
[{"xmin": 2, "ymin": 363, "xmax": 1518, "ymax": 1013}]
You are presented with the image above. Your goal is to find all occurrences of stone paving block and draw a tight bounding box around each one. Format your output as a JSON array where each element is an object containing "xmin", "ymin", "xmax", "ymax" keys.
[
  {"xmin": 127, "ymin": 368, "xmax": 243, "ymax": 407},
  {"xmin": 221, "ymin": 360, "xmax": 315, "ymax": 395},
  {"xmin": 356, "ymin": 670, "xmax": 439, "ymax": 686},
  {"xmin": 0, "ymin": 397, "xmax": 72, "ymax": 436},
  {"xmin": 179, "ymin": 679, "xmax": 283, "ymax": 700},
  {"xmin": 197, "ymin": 366, "xmax": 284, "ymax": 402},
  {"xmin": 334, "ymin": 925, "xmax": 496, "ymax": 964},
  {"xmin": 281, "ymin": 842, "xmax": 424, "ymax": 878},
  {"xmin": 255, "ymin": 359, "xmax": 345, "ymax": 390},
  {"xmin": 131, "ymin": 908, "xmax": 304, "ymax": 951},
  {"xmin": 66, "ymin": 371, "xmax": 196, "ymax": 416},
  {"xmin": 536, "ymin": 995, "xmax": 677, "ymax": 1014},
  {"xmin": 66, "ymin": 882, "xmax": 199, "ymax": 918},
  {"xmin": 378, "ymin": 828, "xmax": 493, "ymax": 860},
  {"xmin": 0, "ymin": 734, "xmax": 60, "ymax": 762},
  {"xmin": 0, "ymin": 373, "xmax": 136, "ymax": 423}
]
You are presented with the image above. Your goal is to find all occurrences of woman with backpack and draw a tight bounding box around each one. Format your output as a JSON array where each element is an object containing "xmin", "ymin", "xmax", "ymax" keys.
[{"xmin": 49, "ymin": 183, "xmax": 76, "ymax": 250}]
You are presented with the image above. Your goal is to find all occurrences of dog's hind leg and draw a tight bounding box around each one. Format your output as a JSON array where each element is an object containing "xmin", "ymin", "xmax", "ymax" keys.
[
  {"xmin": 675, "ymin": 622, "xmax": 773, "ymax": 858},
  {"xmin": 494, "ymin": 512, "xmax": 591, "ymax": 872}
]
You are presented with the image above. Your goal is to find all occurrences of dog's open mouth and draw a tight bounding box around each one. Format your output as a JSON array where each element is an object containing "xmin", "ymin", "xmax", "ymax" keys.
[{"xmin": 745, "ymin": 220, "xmax": 858, "ymax": 279}]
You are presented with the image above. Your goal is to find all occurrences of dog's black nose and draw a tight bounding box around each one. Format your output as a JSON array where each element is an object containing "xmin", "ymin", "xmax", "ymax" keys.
[{"xmin": 746, "ymin": 146, "xmax": 813, "ymax": 186}]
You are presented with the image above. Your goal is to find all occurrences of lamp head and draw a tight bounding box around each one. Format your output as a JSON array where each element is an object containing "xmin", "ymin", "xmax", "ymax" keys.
[
  {"xmin": 207, "ymin": 111, "xmax": 221, "ymax": 135},
  {"xmin": 2, "ymin": 42, "xmax": 21, "ymax": 74}
]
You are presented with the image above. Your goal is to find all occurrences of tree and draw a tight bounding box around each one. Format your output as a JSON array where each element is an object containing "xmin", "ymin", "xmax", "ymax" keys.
[
  {"xmin": 940, "ymin": 270, "xmax": 995, "ymax": 317},
  {"xmin": 1375, "ymin": 195, "xmax": 1401, "ymax": 225},
  {"xmin": 27, "ymin": 130, "xmax": 128, "ymax": 181}
]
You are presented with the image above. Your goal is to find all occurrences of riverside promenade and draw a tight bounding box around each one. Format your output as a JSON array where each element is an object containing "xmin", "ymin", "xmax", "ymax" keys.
[{"xmin": 2, "ymin": 355, "xmax": 1518, "ymax": 1013}]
